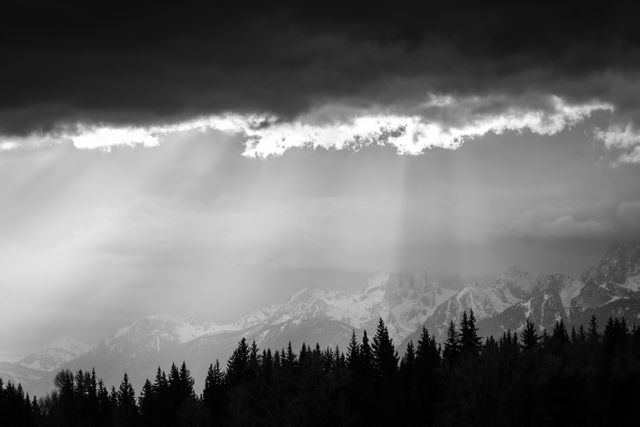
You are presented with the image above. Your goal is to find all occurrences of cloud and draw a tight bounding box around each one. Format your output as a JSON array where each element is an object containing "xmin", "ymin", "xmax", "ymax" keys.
[
  {"xmin": 539, "ymin": 215, "xmax": 613, "ymax": 239},
  {"xmin": 0, "ymin": 2, "xmax": 639, "ymax": 143},
  {"xmin": 594, "ymin": 124, "xmax": 640, "ymax": 164},
  {"xmin": 0, "ymin": 95, "xmax": 612, "ymax": 157}
]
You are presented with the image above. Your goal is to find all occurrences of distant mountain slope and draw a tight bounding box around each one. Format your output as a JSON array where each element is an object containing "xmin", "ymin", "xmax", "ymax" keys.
[
  {"xmin": 572, "ymin": 241, "xmax": 640, "ymax": 314},
  {"xmin": 477, "ymin": 274, "xmax": 584, "ymax": 337},
  {"xmin": 235, "ymin": 273, "xmax": 456, "ymax": 344},
  {"xmin": 8, "ymin": 244, "xmax": 640, "ymax": 398},
  {"xmin": 0, "ymin": 336, "xmax": 92, "ymax": 398},
  {"xmin": 62, "ymin": 273, "xmax": 452, "ymax": 393},
  {"xmin": 17, "ymin": 336, "xmax": 93, "ymax": 372},
  {"xmin": 406, "ymin": 242, "xmax": 640, "ymax": 348},
  {"xmin": 0, "ymin": 362, "xmax": 51, "ymax": 397},
  {"xmin": 412, "ymin": 268, "xmax": 538, "ymax": 341}
]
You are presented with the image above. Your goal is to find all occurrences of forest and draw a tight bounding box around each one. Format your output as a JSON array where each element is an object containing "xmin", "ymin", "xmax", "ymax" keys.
[{"xmin": 1, "ymin": 312, "xmax": 639, "ymax": 426}]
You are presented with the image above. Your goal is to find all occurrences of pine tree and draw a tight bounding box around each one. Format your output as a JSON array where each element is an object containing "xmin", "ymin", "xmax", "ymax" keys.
[
  {"xmin": 416, "ymin": 327, "xmax": 441, "ymax": 372},
  {"xmin": 248, "ymin": 340, "xmax": 260, "ymax": 379},
  {"xmin": 552, "ymin": 320, "xmax": 569, "ymax": 344},
  {"xmin": 360, "ymin": 330, "xmax": 374, "ymax": 379},
  {"xmin": 178, "ymin": 361, "xmax": 195, "ymax": 401},
  {"xmin": 401, "ymin": 341, "xmax": 416, "ymax": 373},
  {"xmin": 299, "ymin": 343, "xmax": 308, "ymax": 367},
  {"xmin": 203, "ymin": 360, "xmax": 225, "ymax": 425},
  {"xmin": 117, "ymin": 373, "xmax": 137, "ymax": 426},
  {"xmin": 460, "ymin": 310, "xmax": 482, "ymax": 357},
  {"xmin": 443, "ymin": 320, "xmax": 460, "ymax": 365},
  {"xmin": 285, "ymin": 341, "xmax": 296, "ymax": 369},
  {"xmin": 521, "ymin": 318, "xmax": 539, "ymax": 351},
  {"xmin": 227, "ymin": 337, "xmax": 249, "ymax": 383},
  {"xmin": 138, "ymin": 379, "xmax": 155, "ymax": 423},
  {"xmin": 371, "ymin": 318, "xmax": 398, "ymax": 381},
  {"xmin": 346, "ymin": 330, "xmax": 360, "ymax": 370}
]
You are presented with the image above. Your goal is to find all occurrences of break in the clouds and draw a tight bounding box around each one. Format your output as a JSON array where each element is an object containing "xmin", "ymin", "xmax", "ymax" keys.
[
  {"xmin": 1, "ymin": 95, "xmax": 614, "ymax": 158},
  {"xmin": 1, "ymin": 2, "xmax": 640, "ymax": 161}
]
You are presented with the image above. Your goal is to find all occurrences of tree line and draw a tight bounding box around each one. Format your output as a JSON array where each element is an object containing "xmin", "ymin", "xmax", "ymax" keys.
[{"xmin": 2, "ymin": 313, "xmax": 640, "ymax": 426}]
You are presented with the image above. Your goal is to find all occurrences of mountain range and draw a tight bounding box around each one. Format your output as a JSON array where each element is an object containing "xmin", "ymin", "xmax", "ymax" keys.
[{"xmin": 3, "ymin": 241, "xmax": 640, "ymax": 398}]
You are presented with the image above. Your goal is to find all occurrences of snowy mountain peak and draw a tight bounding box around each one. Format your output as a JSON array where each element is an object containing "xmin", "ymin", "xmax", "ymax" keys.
[
  {"xmin": 234, "ymin": 273, "xmax": 456, "ymax": 343},
  {"xmin": 495, "ymin": 267, "xmax": 539, "ymax": 297},
  {"xmin": 109, "ymin": 313, "xmax": 235, "ymax": 351},
  {"xmin": 582, "ymin": 241, "xmax": 640, "ymax": 288},
  {"xmin": 17, "ymin": 336, "xmax": 92, "ymax": 372}
]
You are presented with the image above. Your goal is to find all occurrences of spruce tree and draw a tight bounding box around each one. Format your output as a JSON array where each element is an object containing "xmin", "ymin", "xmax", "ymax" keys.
[
  {"xmin": 117, "ymin": 373, "xmax": 137, "ymax": 426},
  {"xmin": 401, "ymin": 341, "xmax": 416, "ymax": 373},
  {"xmin": 360, "ymin": 330, "xmax": 374, "ymax": 379},
  {"xmin": 227, "ymin": 337, "xmax": 249, "ymax": 383},
  {"xmin": 521, "ymin": 319, "xmax": 539, "ymax": 351},
  {"xmin": 443, "ymin": 320, "xmax": 460, "ymax": 365},
  {"xmin": 203, "ymin": 360, "xmax": 225, "ymax": 425},
  {"xmin": 346, "ymin": 330, "xmax": 360, "ymax": 370},
  {"xmin": 178, "ymin": 361, "xmax": 195, "ymax": 401},
  {"xmin": 285, "ymin": 341, "xmax": 296, "ymax": 369},
  {"xmin": 552, "ymin": 320, "xmax": 569, "ymax": 344},
  {"xmin": 372, "ymin": 318, "xmax": 398, "ymax": 381},
  {"xmin": 248, "ymin": 340, "xmax": 260, "ymax": 379},
  {"xmin": 138, "ymin": 379, "xmax": 155, "ymax": 423},
  {"xmin": 460, "ymin": 310, "xmax": 482, "ymax": 357}
]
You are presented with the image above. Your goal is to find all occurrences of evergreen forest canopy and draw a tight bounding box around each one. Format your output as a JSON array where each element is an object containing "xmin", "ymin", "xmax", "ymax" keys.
[{"xmin": 1, "ymin": 313, "xmax": 639, "ymax": 426}]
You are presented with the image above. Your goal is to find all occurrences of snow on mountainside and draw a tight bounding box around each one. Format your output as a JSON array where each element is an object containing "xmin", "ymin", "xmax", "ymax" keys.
[
  {"xmin": 102, "ymin": 313, "xmax": 238, "ymax": 355},
  {"xmin": 477, "ymin": 273, "xmax": 584, "ymax": 337},
  {"xmin": 573, "ymin": 242, "xmax": 640, "ymax": 312},
  {"xmin": 58, "ymin": 273, "xmax": 455, "ymax": 394},
  {"xmin": 0, "ymin": 337, "xmax": 93, "ymax": 398},
  {"xmin": 17, "ymin": 336, "xmax": 93, "ymax": 372},
  {"xmin": 234, "ymin": 273, "xmax": 456, "ymax": 343},
  {"xmin": 0, "ymin": 362, "xmax": 52, "ymax": 397},
  {"xmin": 419, "ymin": 267, "xmax": 539, "ymax": 340}
]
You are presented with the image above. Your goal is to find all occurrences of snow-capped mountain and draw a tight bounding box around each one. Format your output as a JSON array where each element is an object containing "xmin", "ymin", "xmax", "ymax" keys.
[
  {"xmin": 17, "ymin": 336, "xmax": 93, "ymax": 372},
  {"xmin": 9, "ymin": 244, "xmax": 640, "ymax": 398},
  {"xmin": 572, "ymin": 242, "xmax": 640, "ymax": 313},
  {"xmin": 235, "ymin": 273, "xmax": 456, "ymax": 344},
  {"xmin": 0, "ymin": 336, "xmax": 92, "ymax": 398},
  {"xmin": 570, "ymin": 242, "xmax": 640, "ymax": 327},
  {"xmin": 416, "ymin": 268, "xmax": 539, "ymax": 340},
  {"xmin": 477, "ymin": 273, "xmax": 584, "ymax": 336},
  {"xmin": 59, "ymin": 273, "xmax": 453, "ymax": 393},
  {"xmin": 0, "ymin": 362, "xmax": 50, "ymax": 397}
]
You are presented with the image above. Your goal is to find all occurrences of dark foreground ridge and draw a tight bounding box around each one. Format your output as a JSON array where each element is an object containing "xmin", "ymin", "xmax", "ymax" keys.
[{"xmin": 1, "ymin": 314, "xmax": 639, "ymax": 426}]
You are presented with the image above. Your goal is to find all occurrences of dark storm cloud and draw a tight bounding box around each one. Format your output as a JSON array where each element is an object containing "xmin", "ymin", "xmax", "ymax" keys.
[{"xmin": 2, "ymin": 1, "xmax": 640, "ymax": 135}]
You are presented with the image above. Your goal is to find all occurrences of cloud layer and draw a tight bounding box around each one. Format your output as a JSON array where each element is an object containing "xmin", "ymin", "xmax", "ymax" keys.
[
  {"xmin": 1, "ymin": 2, "xmax": 640, "ymax": 160},
  {"xmin": 1, "ymin": 96, "xmax": 614, "ymax": 158}
]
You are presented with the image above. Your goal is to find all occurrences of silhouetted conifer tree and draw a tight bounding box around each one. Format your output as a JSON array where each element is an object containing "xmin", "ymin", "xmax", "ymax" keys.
[
  {"xmin": 359, "ymin": 330, "xmax": 374, "ymax": 379},
  {"xmin": 460, "ymin": 310, "xmax": 482, "ymax": 357},
  {"xmin": 203, "ymin": 360, "xmax": 225, "ymax": 426},
  {"xmin": 347, "ymin": 330, "xmax": 360, "ymax": 370},
  {"xmin": 372, "ymin": 318, "xmax": 398, "ymax": 381},
  {"xmin": 401, "ymin": 341, "xmax": 416, "ymax": 373},
  {"xmin": 116, "ymin": 373, "xmax": 137, "ymax": 426},
  {"xmin": 521, "ymin": 318, "xmax": 539, "ymax": 351},
  {"xmin": 443, "ymin": 320, "xmax": 460, "ymax": 365},
  {"xmin": 227, "ymin": 338, "xmax": 249, "ymax": 384}
]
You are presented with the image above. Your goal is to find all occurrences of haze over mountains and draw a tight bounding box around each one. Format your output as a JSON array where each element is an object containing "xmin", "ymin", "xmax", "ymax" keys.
[{"xmin": 3, "ymin": 241, "xmax": 640, "ymax": 398}]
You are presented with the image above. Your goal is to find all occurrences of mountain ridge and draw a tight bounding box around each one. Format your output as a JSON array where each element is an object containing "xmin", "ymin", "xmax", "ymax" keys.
[{"xmin": 6, "ymin": 241, "xmax": 640, "ymax": 398}]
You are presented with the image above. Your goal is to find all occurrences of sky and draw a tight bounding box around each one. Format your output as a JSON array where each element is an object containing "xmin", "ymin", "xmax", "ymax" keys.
[{"xmin": 2, "ymin": 1, "xmax": 640, "ymax": 359}]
